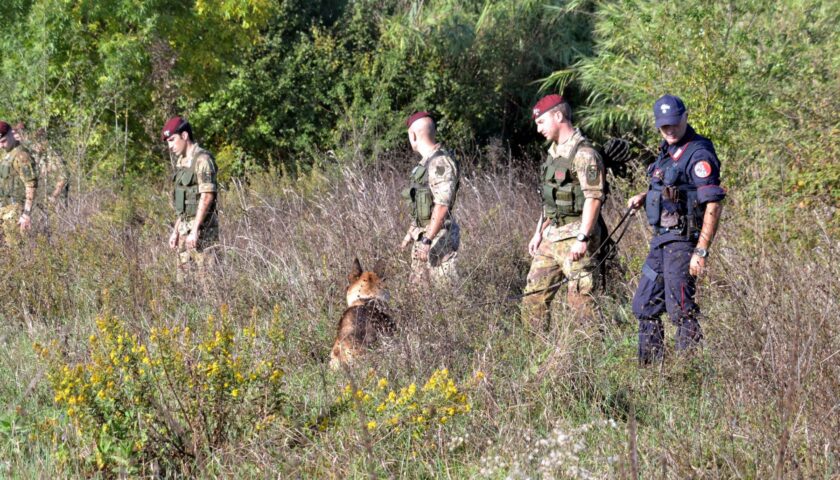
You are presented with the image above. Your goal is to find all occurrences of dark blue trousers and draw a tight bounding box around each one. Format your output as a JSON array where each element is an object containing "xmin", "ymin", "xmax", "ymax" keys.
[{"xmin": 631, "ymin": 238, "xmax": 703, "ymax": 364}]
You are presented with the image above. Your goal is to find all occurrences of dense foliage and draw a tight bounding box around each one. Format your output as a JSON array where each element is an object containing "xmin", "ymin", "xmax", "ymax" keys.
[
  {"xmin": 563, "ymin": 0, "xmax": 840, "ymax": 221},
  {"xmin": 2, "ymin": 0, "xmax": 837, "ymax": 219}
]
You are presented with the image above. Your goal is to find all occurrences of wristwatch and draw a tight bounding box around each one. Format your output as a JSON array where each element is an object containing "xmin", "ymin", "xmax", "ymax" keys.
[
  {"xmin": 576, "ymin": 232, "xmax": 590, "ymax": 242},
  {"xmin": 419, "ymin": 236, "xmax": 433, "ymax": 246},
  {"xmin": 693, "ymin": 248, "xmax": 709, "ymax": 258}
]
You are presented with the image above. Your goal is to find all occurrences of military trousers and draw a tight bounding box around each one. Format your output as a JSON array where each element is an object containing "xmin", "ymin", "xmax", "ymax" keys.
[
  {"xmin": 631, "ymin": 238, "xmax": 702, "ymax": 364},
  {"xmin": 0, "ymin": 204, "xmax": 23, "ymax": 247},
  {"xmin": 521, "ymin": 232, "xmax": 601, "ymax": 331},
  {"xmin": 176, "ymin": 218, "xmax": 220, "ymax": 285}
]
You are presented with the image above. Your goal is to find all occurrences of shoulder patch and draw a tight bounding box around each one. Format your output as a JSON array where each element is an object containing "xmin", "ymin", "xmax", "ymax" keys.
[
  {"xmin": 693, "ymin": 161, "xmax": 712, "ymax": 178},
  {"xmin": 435, "ymin": 165, "xmax": 445, "ymax": 175},
  {"xmin": 586, "ymin": 164, "xmax": 599, "ymax": 183}
]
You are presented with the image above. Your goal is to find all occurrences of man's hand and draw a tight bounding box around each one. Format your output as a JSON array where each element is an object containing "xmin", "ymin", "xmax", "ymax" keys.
[
  {"xmin": 528, "ymin": 231, "xmax": 542, "ymax": 257},
  {"xmin": 18, "ymin": 213, "xmax": 31, "ymax": 233},
  {"xmin": 414, "ymin": 243, "xmax": 431, "ymax": 262},
  {"xmin": 689, "ymin": 254, "xmax": 705, "ymax": 277},
  {"xmin": 168, "ymin": 230, "xmax": 179, "ymax": 250},
  {"xmin": 569, "ymin": 240, "xmax": 587, "ymax": 262},
  {"xmin": 185, "ymin": 230, "xmax": 199, "ymax": 250},
  {"xmin": 627, "ymin": 192, "xmax": 646, "ymax": 210},
  {"xmin": 400, "ymin": 232, "xmax": 413, "ymax": 250}
]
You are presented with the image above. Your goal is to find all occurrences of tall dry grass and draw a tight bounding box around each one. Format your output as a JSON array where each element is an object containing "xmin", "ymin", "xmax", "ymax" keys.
[{"xmin": 0, "ymin": 150, "xmax": 836, "ymax": 477}]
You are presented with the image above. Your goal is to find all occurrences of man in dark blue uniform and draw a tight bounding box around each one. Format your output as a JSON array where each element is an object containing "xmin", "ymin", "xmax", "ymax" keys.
[{"xmin": 627, "ymin": 95, "xmax": 725, "ymax": 364}]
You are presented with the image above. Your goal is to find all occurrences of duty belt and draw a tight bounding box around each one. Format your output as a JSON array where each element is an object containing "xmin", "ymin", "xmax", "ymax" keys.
[{"xmin": 653, "ymin": 225, "xmax": 685, "ymax": 236}]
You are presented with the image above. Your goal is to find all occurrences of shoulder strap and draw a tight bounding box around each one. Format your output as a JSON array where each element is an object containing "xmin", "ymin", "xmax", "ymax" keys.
[{"xmin": 566, "ymin": 137, "xmax": 593, "ymax": 164}]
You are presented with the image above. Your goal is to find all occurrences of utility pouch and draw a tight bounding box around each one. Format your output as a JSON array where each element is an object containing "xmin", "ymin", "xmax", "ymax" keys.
[
  {"xmin": 573, "ymin": 187, "xmax": 584, "ymax": 212},
  {"xmin": 0, "ymin": 163, "xmax": 10, "ymax": 179},
  {"xmin": 659, "ymin": 186, "xmax": 680, "ymax": 227},
  {"xmin": 184, "ymin": 186, "xmax": 199, "ymax": 217},
  {"xmin": 555, "ymin": 189, "xmax": 574, "ymax": 215},
  {"xmin": 401, "ymin": 187, "xmax": 414, "ymax": 201},
  {"xmin": 174, "ymin": 188, "xmax": 186, "ymax": 214},
  {"xmin": 645, "ymin": 189, "xmax": 661, "ymax": 226},
  {"xmin": 415, "ymin": 189, "xmax": 433, "ymax": 225},
  {"xmin": 541, "ymin": 184, "xmax": 558, "ymax": 210}
]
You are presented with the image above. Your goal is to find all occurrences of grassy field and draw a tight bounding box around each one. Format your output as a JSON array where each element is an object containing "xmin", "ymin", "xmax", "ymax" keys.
[{"xmin": 0, "ymin": 152, "xmax": 837, "ymax": 478}]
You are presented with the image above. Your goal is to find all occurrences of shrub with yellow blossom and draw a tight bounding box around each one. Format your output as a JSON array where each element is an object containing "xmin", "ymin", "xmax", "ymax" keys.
[
  {"xmin": 36, "ymin": 301, "xmax": 288, "ymax": 476},
  {"xmin": 333, "ymin": 368, "xmax": 482, "ymax": 441}
]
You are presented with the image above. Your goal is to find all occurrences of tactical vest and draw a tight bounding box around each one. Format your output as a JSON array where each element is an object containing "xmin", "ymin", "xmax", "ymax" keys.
[
  {"xmin": 540, "ymin": 138, "xmax": 590, "ymax": 225},
  {"xmin": 401, "ymin": 150, "xmax": 459, "ymax": 227},
  {"xmin": 172, "ymin": 149, "xmax": 216, "ymax": 219},
  {"xmin": 644, "ymin": 140, "xmax": 709, "ymax": 234},
  {"xmin": 0, "ymin": 148, "xmax": 29, "ymax": 204}
]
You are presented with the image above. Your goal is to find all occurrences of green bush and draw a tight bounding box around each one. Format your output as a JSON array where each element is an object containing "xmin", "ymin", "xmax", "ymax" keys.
[{"xmin": 38, "ymin": 301, "xmax": 287, "ymax": 475}]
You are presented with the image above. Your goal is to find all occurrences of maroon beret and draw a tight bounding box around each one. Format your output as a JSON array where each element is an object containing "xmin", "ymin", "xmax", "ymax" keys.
[
  {"xmin": 406, "ymin": 111, "xmax": 432, "ymax": 128},
  {"xmin": 161, "ymin": 116, "xmax": 189, "ymax": 141},
  {"xmin": 0, "ymin": 121, "xmax": 10, "ymax": 137},
  {"xmin": 532, "ymin": 94, "xmax": 565, "ymax": 120}
]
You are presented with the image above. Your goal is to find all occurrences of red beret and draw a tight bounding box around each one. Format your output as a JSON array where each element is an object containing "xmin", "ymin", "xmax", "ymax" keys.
[
  {"xmin": 406, "ymin": 111, "xmax": 432, "ymax": 128},
  {"xmin": 0, "ymin": 121, "xmax": 10, "ymax": 137},
  {"xmin": 532, "ymin": 94, "xmax": 565, "ymax": 120},
  {"xmin": 161, "ymin": 116, "xmax": 189, "ymax": 141}
]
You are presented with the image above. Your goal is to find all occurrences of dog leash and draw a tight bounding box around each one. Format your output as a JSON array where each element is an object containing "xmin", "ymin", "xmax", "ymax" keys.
[{"xmin": 446, "ymin": 207, "xmax": 636, "ymax": 311}]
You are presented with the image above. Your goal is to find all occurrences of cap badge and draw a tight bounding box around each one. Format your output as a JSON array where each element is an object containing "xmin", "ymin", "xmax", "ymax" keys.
[
  {"xmin": 163, "ymin": 130, "xmax": 170, "ymax": 137},
  {"xmin": 660, "ymin": 104, "xmax": 671, "ymax": 114},
  {"xmin": 532, "ymin": 108, "xmax": 540, "ymax": 118}
]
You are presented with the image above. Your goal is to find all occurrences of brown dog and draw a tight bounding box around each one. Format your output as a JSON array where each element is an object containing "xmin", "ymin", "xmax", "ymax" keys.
[{"xmin": 329, "ymin": 258, "xmax": 394, "ymax": 369}]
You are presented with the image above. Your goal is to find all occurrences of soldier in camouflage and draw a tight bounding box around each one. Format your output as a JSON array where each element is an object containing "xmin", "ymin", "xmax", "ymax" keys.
[
  {"xmin": 14, "ymin": 124, "xmax": 69, "ymax": 207},
  {"xmin": 161, "ymin": 116, "xmax": 219, "ymax": 282},
  {"xmin": 399, "ymin": 112, "xmax": 460, "ymax": 286},
  {"xmin": 521, "ymin": 95, "xmax": 606, "ymax": 330},
  {"xmin": 0, "ymin": 121, "xmax": 38, "ymax": 246}
]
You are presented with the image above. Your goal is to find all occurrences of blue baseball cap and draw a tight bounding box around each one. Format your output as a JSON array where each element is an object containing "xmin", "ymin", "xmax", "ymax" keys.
[{"xmin": 653, "ymin": 94, "xmax": 686, "ymax": 128}]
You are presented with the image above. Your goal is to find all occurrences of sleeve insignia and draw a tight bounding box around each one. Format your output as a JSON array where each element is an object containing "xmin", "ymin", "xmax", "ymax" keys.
[
  {"xmin": 693, "ymin": 161, "xmax": 712, "ymax": 178},
  {"xmin": 586, "ymin": 164, "xmax": 599, "ymax": 183},
  {"xmin": 435, "ymin": 165, "xmax": 445, "ymax": 176}
]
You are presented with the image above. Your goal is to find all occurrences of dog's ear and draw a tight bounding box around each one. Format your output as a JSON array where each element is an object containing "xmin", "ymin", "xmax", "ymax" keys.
[
  {"xmin": 372, "ymin": 259, "xmax": 386, "ymax": 280},
  {"xmin": 348, "ymin": 258, "xmax": 363, "ymax": 283}
]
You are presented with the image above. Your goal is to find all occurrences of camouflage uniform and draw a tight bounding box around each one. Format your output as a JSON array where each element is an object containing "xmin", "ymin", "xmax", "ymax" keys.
[
  {"xmin": 36, "ymin": 145, "xmax": 70, "ymax": 206},
  {"xmin": 521, "ymin": 129, "xmax": 605, "ymax": 330},
  {"xmin": 0, "ymin": 145, "xmax": 38, "ymax": 246},
  {"xmin": 173, "ymin": 145, "xmax": 219, "ymax": 280},
  {"xmin": 404, "ymin": 147, "xmax": 460, "ymax": 286}
]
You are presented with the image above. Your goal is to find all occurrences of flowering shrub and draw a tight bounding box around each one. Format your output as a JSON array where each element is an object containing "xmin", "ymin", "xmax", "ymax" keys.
[
  {"xmin": 332, "ymin": 368, "xmax": 481, "ymax": 440},
  {"xmin": 36, "ymin": 299, "xmax": 287, "ymax": 476}
]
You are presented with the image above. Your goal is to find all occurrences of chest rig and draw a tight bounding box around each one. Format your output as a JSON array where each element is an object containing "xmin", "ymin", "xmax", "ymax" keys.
[
  {"xmin": 401, "ymin": 150, "xmax": 459, "ymax": 227},
  {"xmin": 172, "ymin": 149, "xmax": 216, "ymax": 219},
  {"xmin": 540, "ymin": 138, "xmax": 590, "ymax": 225},
  {"xmin": 0, "ymin": 147, "xmax": 28, "ymax": 204},
  {"xmin": 644, "ymin": 140, "xmax": 709, "ymax": 235}
]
